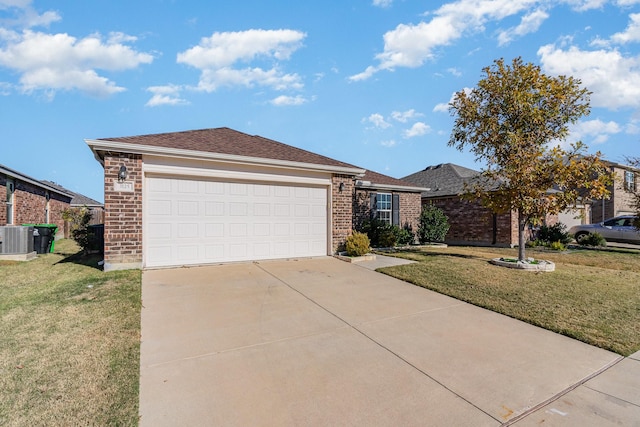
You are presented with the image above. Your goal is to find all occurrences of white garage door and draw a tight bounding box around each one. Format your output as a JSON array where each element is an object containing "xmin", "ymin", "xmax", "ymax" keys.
[{"xmin": 145, "ymin": 176, "xmax": 328, "ymax": 268}]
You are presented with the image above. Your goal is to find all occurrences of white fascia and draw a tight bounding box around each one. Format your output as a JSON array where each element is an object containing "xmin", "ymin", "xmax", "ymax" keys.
[
  {"xmin": 85, "ymin": 139, "xmax": 366, "ymax": 177},
  {"xmin": 355, "ymin": 181, "xmax": 428, "ymax": 193}
]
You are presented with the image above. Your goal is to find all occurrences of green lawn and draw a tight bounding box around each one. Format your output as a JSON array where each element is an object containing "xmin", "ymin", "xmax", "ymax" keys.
[
  {"xmin": 379, "ymin": 245, "xmax": 640, "ymax": 356},
  {"xmin": 0, "ymin": 240, "xmax": 141, "ymax": 426}
]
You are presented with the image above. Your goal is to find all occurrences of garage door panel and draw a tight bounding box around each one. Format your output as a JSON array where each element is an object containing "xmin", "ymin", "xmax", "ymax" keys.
[{"xmin": 145, "ymin": 177, "xmax": 328, "ymax": 268}]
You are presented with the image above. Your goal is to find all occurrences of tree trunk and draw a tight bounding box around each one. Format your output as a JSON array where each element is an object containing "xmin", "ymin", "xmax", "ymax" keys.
[{"xmin": 518, "ymin": 210, "xmax": 527, "ymax": 261}]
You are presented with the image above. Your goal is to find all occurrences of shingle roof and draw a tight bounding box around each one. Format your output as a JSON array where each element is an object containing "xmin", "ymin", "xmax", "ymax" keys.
[
  {"xmin": 402, "ymin": 163, "xmax": 484, "ymax": 198},
  {"xmin": 96, "ymin": 127, "xmax": 360, "ymax": 170},
  {"xmin": 0, "ymin": 163, "xmax": 73, "ymax": 199},
  {"xmin": 40, "ymin": 180, "xmax": 103, "ymax": 207},
  {"xmin": 361, "ymin": 169, "xmax": 424, "ymax": 191}
]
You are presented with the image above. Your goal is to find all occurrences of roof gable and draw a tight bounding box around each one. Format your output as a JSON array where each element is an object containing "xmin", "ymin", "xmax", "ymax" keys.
[
  {"xmin": 91, "ymin": 127, "xmax": 360, "ymax": 172},
  {"xmin": 402, "ymin": 163, "xmax": 482, "ymax": 197}
]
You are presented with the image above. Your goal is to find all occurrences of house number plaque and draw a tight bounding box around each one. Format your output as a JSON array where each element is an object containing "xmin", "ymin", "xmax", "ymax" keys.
[{"xmin": 114, "ymin": 181, "xmax": 134, "ymax": 192}]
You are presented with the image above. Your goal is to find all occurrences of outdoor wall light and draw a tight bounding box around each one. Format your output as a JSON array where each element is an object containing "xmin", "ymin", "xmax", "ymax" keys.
[
  {"xmin": 339, "ymin": 182, "xmax": 345, "ymax": 192},
  {"xmin": 118, "ymin": 165, "xmax": 128, "ymax": 182}
]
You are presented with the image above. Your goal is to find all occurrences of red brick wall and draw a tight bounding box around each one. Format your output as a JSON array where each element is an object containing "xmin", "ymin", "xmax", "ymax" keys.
[
  {"xmin": 0, "ymin": 176, "xmax": 70, "ymax": 237},
  {"xmin": 354, "ymin": 188, "xmax": 422, "ymax": 236},
  {"xmin": 399, "ymin": 192, "xmax": 421, "ymax": 233},
  {"xmin": 331, "ymin": 175, "xmax": 354, "ymax": 253},
  {"xmin": 103, "ymin": 154, "xmax": 143, "ymax": 268},
  {"xmin": 425, "ymin": 196, "xmax": 517, "ymax": 246}
]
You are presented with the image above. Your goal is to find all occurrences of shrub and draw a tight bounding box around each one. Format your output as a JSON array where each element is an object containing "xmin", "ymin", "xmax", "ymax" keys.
[
  {"xmin": 577, "ymin": 232, "xmax": 607, "ymax": 247},
  {"xmin": 538, "ymin": 223, "xmax": 572, "ymax": 245},
  {"xmin": 549, "ymin": 241, "xmax": 567, "ymax": 251},
  {"xmin": 62, "ymin": 207, "xmax": 97, "ymax": 254},
  {"xmin": 345, "ymin": 231, "xmax": 371, "ymax": 256},
  {"xmin": 395, "ymin": 224, "xmax": 415, "ymax": 246},
  {"xmin": 417, "ymin": 205, "xmax": 450, "ymax": 244}
]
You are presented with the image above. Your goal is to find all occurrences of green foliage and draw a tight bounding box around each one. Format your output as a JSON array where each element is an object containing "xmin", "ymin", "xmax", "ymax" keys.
[
  {"xmin": 356, "ymin": 219, "xmax": 415, "ymax": 248},
  {"xmin": 62, "ymin": 207, "xmax": 96, "ymax": 254},
  {"xmin": 577, "ymin": 232, "xmax": 607, "ymax": 247},
  {"xmin": 448, "ymin": 57, "xmax": 613, "ymax": 260},
  {"xmin": 538, "ymin": 223, "xmax": 572, "ymax": 245},
  {"xmin": 395, "ymin": 224, "xmax": 415, "ymax": 246},
  {"xmin": 345, "ymin": 232, "xmax": 370, "ymax": 256},
  {"xmin": 417, "ymin": 205, "xmax": 450, "ymax": 244},
  {"xmin": 549, "ymin": 241, "xmax": 567, "ymax": 251}
]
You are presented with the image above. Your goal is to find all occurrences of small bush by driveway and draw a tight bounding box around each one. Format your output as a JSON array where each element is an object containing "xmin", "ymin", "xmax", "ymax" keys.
[
  {"xmin": 380, "ymin": 246, "xmax": 640, "ymax": 356},
  {"xmin": 0, "ymin": 240, "xmax": 141, "ymax": 426}
]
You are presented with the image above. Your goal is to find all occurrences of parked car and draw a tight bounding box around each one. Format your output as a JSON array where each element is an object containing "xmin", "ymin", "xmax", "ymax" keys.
[{"xmin": 569, "ymin": 215, "xmax": 640, "ymax": 244}]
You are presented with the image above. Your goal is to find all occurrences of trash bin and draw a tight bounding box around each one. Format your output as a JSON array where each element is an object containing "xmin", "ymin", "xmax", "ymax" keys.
[
  {"xmin": 87, "ymin": 224, "xmax": 104, "ymax": 254},
  {"xmin": 23, "ymin": 224, "xmax": 58, "ymax": 254}
]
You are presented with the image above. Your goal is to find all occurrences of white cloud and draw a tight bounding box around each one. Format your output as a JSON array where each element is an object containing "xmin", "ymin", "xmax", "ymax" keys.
[
  {"xmin": 611, "ymin": 13, "xmax": 640, "ymax": 44},
  {"xmin": 364, "ymin": 113, "xmax": 391, "ymax": 129},
  {"xmin": 373, "ymin": 0, "xmax": 393, "ymax": 7},
  {"xmin": 538, "ymin": 44, "xmax": 640, "ymax": 109},
  {"xmin": 0, "ymin": 30, "xmax": 153, "ymax": 97},
  {"xmin": 350, "ymin": 0, "xmax": 541, "ymax": 81},
  {"xmin": 433, "ymin": 88, "xmax": 470, "ymax": 113},
  {"xmin": 145, "ymin": 85, "xmax": 189, "ymax": 107},
  {"xmin": 177, "ymin": 29, "xmax": 306, "ymax": 92},
  {"xmin": 391, "ymin": 109, "xmax": 423, "ymax": 123},
  {"xmin": 380, "ymin": 139, "xmax": 397, "ymax": 147},
  {"xmin": 497, "ymin": 8, "xmax": 549, "ymax": 46},
  {"xmin": 566, "ymin": 119, "xmax": 621, "ymax": 147},
  {"xmin": 563, "ymin": 0, "xmax": 607, "ymax": 12},
  {"xmin": 0, "ymin": 0, "xmax": 60, "ymax": 28},
  {"xmin": 447, "ymin": 67, "xmax": 462, "ymax": 76},
  {"xmin": 0, "ymin": 81, "xmax": 12, "ymax": 95},
  {"xmin": 270, "ymin": 95, "xmax": 308, "ymax": 106},
  {"xmin": 403, "ymin": 122, "xmax": 431, "ymax": 138}
]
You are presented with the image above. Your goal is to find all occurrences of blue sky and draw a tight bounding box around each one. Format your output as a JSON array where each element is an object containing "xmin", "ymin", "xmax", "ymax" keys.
[{"xmin": 1, "ymin": 0, "xmax": 639, "ymax": 203}]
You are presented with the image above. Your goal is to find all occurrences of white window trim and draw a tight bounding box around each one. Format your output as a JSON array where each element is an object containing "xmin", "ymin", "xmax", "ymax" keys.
[
  {"xmin": 376, "ymin": 192, "xmax": 392, "ymax": 225},
  {"xmin": 6, "ymin": 178, "xmax": 14, "ymax": 225},
  {"xmin": 624, "ymin": 170, "xmax": 636, "ymax": 192}
]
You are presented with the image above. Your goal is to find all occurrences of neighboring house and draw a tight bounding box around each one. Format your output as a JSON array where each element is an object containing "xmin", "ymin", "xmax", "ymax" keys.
[
  {"xmin": 0, "ymin": 163, "xmax": 73, "ymax": 237},
  {"xmin": 590, "ymin": 160, "xmax": 639, "ymax": 223},
  {"xmin": 41, "ymin": 180, "xmax": 105, "ymax": 227},
  {"xmin": 403, "ymin": 163, "xmax": 519, "ymax": 247},
  {"xmin": 402, "ymin": 163, "xmax": 588, "ymax": 246},
  {"xmin": 85, "ymin": 127, "xmax": 425, "ymax": 271}
]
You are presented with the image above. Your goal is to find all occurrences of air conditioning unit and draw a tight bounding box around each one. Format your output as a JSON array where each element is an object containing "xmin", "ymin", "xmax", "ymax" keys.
[{"xmin": 0, "ymin": 226, "xmax": 34, "ymax": 254}]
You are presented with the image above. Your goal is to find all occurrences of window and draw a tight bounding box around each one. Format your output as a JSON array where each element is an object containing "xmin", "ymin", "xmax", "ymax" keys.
[
  {"xmin": 6, "ymin": 178, "xmax": 14, "ymax": 225},
  {"xmin": 44, "ymin": 191, "xmax": 50, "ymax": 223},
  {"xmin": 376, "ymin": 193, "xmax": 392, "ymax": 224},
  {"xmin": 624, "ymin": 170, "xmax": 636, "ymax": 192}
]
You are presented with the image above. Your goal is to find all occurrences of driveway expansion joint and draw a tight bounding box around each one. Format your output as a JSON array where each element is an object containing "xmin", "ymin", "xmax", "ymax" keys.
[
  {"xmin": 500, "ymin": 355, "xmax": 626, "ymax": 426},
  {"xmin": 255, "ymin": 262, "xmax": 500, "ymax": 424}
]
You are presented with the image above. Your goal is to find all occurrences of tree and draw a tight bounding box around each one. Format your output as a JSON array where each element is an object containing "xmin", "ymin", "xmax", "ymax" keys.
[{"xmin": 448, "ymin": 57, "xmax": 612, "ymax": 261}]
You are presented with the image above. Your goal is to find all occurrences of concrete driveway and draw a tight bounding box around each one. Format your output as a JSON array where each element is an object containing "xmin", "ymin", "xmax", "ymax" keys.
[{"xmin": 140, "ymin": 257, "xmax": 635, "ymax": 426}]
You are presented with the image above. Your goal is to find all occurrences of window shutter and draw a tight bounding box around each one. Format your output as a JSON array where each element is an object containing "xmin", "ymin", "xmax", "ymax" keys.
[
  {"xmin": 392, "ymin": 194, "xmax": 400, "ymax": 226},
  {"xmin": 370, "ymin": 194, "xmax": 377, "ymax": 219}
]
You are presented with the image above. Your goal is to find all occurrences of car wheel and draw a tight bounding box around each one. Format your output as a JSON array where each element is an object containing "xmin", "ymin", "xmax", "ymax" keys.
[{"xmin": 575, "ymin": 231, "xmax": 590, "ymax": 243}]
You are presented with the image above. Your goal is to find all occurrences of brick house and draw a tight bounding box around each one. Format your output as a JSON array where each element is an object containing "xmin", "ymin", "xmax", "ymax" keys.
[
  {"xmin": 402, "ymin": 163, "xmax": 588, "ymax": 247},
  {"xmin": 0, "ymin": 163, "xmax": 73, "ymax": 237},
  {"xmin": 590, "ymin": 160, "xmax": 639, "ymax": 223},
  {"xmin": 403, "ymin": 163, "xmax": 519, "ymax": 246},
  {"xmin": 86, "ymin": 128, "xmax": 425, "ymax": 271}
]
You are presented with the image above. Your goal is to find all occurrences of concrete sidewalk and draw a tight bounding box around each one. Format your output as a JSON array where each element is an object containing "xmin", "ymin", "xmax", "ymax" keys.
[{"xmin": 140, "ymin": 257, "xmax": 637, "ymax": 426}]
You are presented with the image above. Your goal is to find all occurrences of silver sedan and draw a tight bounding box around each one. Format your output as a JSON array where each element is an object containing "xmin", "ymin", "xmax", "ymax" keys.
[{"xmin": 569, "ymin": 215, "xmax": 640, "ymax": 244}]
